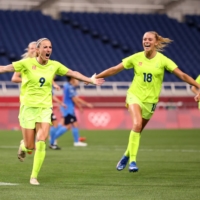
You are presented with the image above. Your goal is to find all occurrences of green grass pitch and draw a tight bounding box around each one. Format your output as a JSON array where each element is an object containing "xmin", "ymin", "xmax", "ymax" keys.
[{"xmin": 0, "ymin": 129, "xmax": 200, "ymax": 200}]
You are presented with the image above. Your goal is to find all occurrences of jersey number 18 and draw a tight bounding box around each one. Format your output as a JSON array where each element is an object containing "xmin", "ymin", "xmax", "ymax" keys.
[{"xmin": 143, "ymin": 73, "xmax": 152, "ymax": 82}]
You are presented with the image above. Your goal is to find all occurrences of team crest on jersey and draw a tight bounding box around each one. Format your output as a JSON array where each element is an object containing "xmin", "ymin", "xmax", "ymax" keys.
[
  {"xmin": 138, "ymin": 62, "xmax": 143, "ymax": 66},
  {"xmin": 32, "ymin": 66, "xmax": 37, "ymax": 70},
  {"xmin": 49, "ymin": 65, "xmax": 53, "ymax": 71}
]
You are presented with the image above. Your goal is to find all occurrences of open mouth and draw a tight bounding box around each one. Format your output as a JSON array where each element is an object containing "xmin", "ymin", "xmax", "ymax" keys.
[
  {"xmin": 46, "ymin": 53, "xmax": 50, "ymax": 58},
  {"xmin": 144, "ymin": 44, "xmax": 150, "ymax": 48}
]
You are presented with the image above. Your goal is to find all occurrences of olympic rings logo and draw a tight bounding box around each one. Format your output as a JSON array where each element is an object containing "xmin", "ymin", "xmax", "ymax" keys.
[{"xmin": 88, "ymin": 112, "xmax": 111, "ymax": 127}]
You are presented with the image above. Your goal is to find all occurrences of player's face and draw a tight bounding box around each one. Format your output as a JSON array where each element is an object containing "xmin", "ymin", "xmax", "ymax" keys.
[
  {"xmin": 28, "ymin": 43, "xmax": 36, "ymax": 57},
  {"xmin": 142, "ymin": 32, "xmax": 158, "ymax": 52},
  {"xmin": 71, "ymin": 78, "xmax": 79, "ymax": 86},
  {"xmin": 38, "ymin": 40, "xmax": 52, "ymax": 61}
]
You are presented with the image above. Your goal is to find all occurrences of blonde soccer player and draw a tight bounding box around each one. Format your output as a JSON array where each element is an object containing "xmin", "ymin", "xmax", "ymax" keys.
[
  {"xmin": 11, "ymin": 41, "xmax": 62, "ymax": 149},
  {"xmin": 95, "ymin": 31, "xmax": 200, "ymax": 172},
  {"xmin": 0, "ymin": 38, "xmax": 104, "ymax": 185}
]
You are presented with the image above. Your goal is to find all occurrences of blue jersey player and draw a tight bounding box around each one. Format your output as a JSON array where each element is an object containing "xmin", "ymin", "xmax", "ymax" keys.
[{"xmin": 51, "ymin": 77, "xmax": 93, "ymax": 146}]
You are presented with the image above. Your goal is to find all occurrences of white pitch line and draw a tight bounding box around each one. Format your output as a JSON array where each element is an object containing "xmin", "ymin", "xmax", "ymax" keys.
[
  {"xmin": 0, "ymin": 146, "xmax": 18, "ymax": 149},
  {"xmin": 0, "ymin": 182, "xmax": 18, "ymax": 186}
]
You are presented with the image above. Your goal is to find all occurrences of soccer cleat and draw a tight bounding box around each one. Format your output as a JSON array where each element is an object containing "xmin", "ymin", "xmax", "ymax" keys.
[
  {"xmin": 74, "ymin": 142, "xmax": 87, "ymax": 147},
  {"xmin": 79, "ymin": 137, "xmax": 86, "ymax": 142},
  {"xmin": 129, "ymin": 162, "xmax": 139, "ymax": 172},
  {"xmin": 49, "ymin": 145, "xmax": 61, "ymax": 150},
  {"xmin": 30, "ymin": 178, "xmax": 40, "ymax": 185},
  {"xmin": 17, "ymin": 140, "xmax": 26, "ymax": 162},
  {"xmin": 116, "ymin": 155, "xmax": 129, "ymax": 171}
]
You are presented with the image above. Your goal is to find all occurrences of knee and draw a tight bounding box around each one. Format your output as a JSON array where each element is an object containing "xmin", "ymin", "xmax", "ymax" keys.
[
  {"xmin": 66, "ymin": 124, "xmax": 72, "ymax": 130},
  {"xmin": 37, "ymin": 130, "xmax": 49, "ymax": 141},
  {"xmin": 132, "ymin": 121, "xmax": 142, "ymax": 132}
]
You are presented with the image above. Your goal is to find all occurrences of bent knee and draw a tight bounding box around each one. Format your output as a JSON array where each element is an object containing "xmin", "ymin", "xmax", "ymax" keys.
[{"xmin": 132, "ymin": 121, "xmax": 142, "ymax": 132}]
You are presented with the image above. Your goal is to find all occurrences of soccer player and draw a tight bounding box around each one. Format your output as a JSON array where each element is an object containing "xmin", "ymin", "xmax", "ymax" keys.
[
  {"xmin": 49, "ymin": 92, "xmax": 67, "ymax": 150},
  {"xmin": 49, "ymin": 93, "xmax": 67, "ymax": 150},
  {"xmin": 191, "ymin": 75, "xmax": 200, "ymax": 109},
  {"xmin": 50, "ymin": 76, "xmax": 92, "ymax": 147},
  {"xmin": 0, "ymin": 38, "xmax": 104, "ymax": 185},
  {"xmin": 95, "ymin": 31, "xmax": 200, "ymax": 172},
  {"xmin": 12, "ymin": 41, "xmax": 62, "ymax": 149}
]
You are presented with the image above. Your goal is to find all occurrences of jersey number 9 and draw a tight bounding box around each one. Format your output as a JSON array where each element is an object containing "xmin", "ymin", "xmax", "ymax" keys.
[{"xmin": 39, "ymin": 77, "xmax": 46, "ymax": 87}]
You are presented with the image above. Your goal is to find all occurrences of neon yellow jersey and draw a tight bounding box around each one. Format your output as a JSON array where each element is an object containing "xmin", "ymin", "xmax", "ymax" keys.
[
  {"xmin": 122, "ymin": 51, "xmax": 178, "ymax": 103},
  {"xmin": 195, "ymin": 75, "xmax": 200, "ymax": 109},
  {"xmin": 13, "ymin": 58, "xmax": 69, "ymax": 107},
  {"xmin": 19, "ymin": 72, "xmax": 28, "ymax": 104}
]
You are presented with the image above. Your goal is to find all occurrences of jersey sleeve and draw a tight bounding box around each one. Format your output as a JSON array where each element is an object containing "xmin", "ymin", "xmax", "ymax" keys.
[
  {"xmin": 54, "ymin": 61, "xmax": 69, "ymax": 76},
  {"xmin": 12, "ymin": 59, "xmax": 26, "ymax": 72},
  {"xmin": 195, "ymin": 75, "xmax": 200, "ymax": 83},
  {"xmin": 122, "ymin": 54, "xmax": 135, "ymax": 69},
  {"xmin": 164, "ymin": 57, "xmax": 178, "ymax": 72}
]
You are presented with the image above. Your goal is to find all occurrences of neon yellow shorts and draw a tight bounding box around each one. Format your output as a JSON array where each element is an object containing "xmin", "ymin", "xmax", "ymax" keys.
[
  {"xmin": 126, "ymin": 92, "xmax": 157, "ymax": 120},
  {"xmin": 18, "ymin": 105, "xmax": 52, "ymax": 129}
]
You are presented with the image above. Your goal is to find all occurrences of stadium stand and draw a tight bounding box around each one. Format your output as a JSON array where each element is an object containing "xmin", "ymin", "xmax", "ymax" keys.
[
  {"xmin": 0, "ymin": 10, "xmax": 199, "ymax": 83},
  {"xmin": 0, "ymin": 1, "xmax": 199, "ymax": 130}
]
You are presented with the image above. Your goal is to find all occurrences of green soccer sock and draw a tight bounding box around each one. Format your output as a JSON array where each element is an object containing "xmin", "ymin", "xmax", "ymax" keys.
[
  {"xmin": 124, "ymin": 145, "xmax": 129, "ymax": 157},
  {"xmin": 128, "ymin": 130, "xmax": 141, "ymax": 163},
  {"xmin": 30, "ymin": 141, "xmax": 46, "ymax": 179},
  {"xmin": 21, "ymin": 143, "xmax": 33, "ymax": 154}
]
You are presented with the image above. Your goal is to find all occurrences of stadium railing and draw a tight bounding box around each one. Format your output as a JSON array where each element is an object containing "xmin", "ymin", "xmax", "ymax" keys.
[{"xmin": 0, "ymin": 81, "xmax": 194, "ymax": 97}]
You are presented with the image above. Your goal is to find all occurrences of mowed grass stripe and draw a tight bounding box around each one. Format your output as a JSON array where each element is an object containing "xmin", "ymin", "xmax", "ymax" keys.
[{"xmin": 0, "ymin": 129, "xmax": 199, "ymax": 200}]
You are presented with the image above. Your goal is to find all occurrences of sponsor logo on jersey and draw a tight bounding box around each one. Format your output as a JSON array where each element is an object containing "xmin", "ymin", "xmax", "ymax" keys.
[{"xmin": 138, "ymin": 62, "xmax": 143, "ymax": 66}]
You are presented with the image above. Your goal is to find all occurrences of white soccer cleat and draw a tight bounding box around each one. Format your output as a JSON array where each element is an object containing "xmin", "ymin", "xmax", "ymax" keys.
[
  {"xmin": 17, "ymin": 140, "xmax": 26, "ymax": 162},
  {"xmin": 74, "ymin": 142, "xmax": 88, "ymax": 147},
  {"xmin": 30, "ymin": 178, "xmax": 40, "ymax": 185}
]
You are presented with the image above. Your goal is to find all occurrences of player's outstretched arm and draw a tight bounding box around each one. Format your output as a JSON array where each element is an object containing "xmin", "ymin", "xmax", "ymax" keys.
[
  {"xmin": 66, "ymin": 69, "xmax": 104, "ymax": 85},
  {"xmin": 52, "ymin": 95, "xmax": 67, "ymax": 108},
  {"xmin": 76, "ymin": 97, "xmax": 93, "ymax": 108},
  {"xmin": 11, "ymin": 72, "xmax": 22, "ymax": 83},
  {"xmin": 173, "ymin": 68, "xmax": 200, "ymax": 89},
  {"xmin": 0, "ymin": 64, "xmax": 15, "ymax": 73},
  {"xmin": 52, "ymin": 81, "xmax": 60, "ymax": 91},
  {"xmin": 191, "ymin": 85, "xmax": 199, "ymax": 95},
  {"xmin": 96, "ymin": 63, "xmax": 124, "ymax": 78},
  {"xmin": 173, "ymin": 68, "xmax": 200, "ymax": 101}
]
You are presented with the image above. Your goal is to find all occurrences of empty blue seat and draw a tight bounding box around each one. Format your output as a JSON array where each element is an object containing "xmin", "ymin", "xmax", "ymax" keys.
[{"xmin": 0, "ymin": 10, "xmax": 199, "ymax": 82}]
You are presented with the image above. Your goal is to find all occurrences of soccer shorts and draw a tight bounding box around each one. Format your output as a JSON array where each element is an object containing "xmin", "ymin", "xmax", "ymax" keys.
[
  {"xmin": 19, "ymin": 105, "xmax": 52, "ymax": 129},
  {"xmin": 126, "ymin": 92, "xmax": 157, "ymax": 120},
  {"xmin": 63, "ymin": 114, "xmax": 77, "ymax": 125}
]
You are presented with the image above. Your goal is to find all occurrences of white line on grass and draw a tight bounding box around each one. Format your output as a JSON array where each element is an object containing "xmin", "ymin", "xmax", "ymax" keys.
[
  {"xmin": 0, "ymin": 146, "xmax": 18, "ymax": 149},
  {"xmin": 0, "ymin": 182, "xmax": 18, "ymax": 186}
]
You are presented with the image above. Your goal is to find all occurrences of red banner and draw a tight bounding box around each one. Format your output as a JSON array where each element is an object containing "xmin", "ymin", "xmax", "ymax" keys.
[{"xmin": 1, "ymin": 107, "xmax": 199, "ymax": 130}]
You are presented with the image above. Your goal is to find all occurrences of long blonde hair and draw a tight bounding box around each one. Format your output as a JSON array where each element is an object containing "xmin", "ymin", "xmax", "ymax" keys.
[
  {"xmin": 148, "ymin": 31, "xmax": 173, "ymax": 52},
  {"xmin": 21, "ymin": 41, "xmax": 36, "ymax": 59}
]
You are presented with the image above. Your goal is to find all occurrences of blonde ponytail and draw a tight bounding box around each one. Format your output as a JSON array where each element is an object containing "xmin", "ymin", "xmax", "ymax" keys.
[
  {"xmin": 148, "ymin": 31, "xmax": 173, "ymax": 52},
  {"xmin": 21, "ymin": 41, "xmax": 36, "ymax": 59}
]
